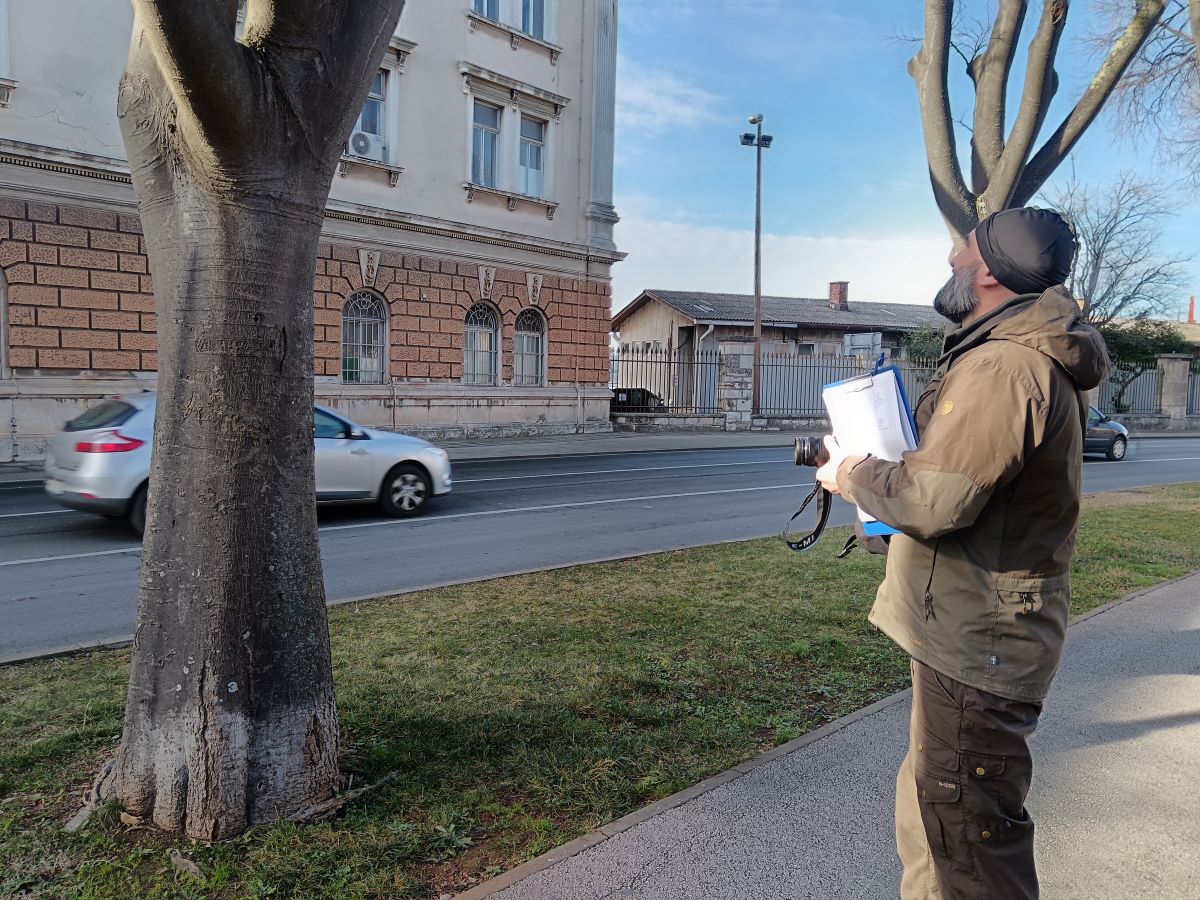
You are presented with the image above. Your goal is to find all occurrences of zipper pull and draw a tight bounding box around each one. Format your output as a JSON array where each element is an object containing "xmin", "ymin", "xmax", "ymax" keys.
[
  {"xmin": 1020, "ymin": 592, "xmax": 1034, "ymax": 614},
  {"xmin": 924, "ymin": 591, "xmax": 936, "ymax": 621}
]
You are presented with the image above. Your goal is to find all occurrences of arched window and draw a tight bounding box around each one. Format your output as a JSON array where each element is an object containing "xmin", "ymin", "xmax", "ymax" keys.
[
  {"xmin": 463, "ymin": 303, "xmax": 500, "ymax": 385},
  {"xmin": 341, "ymin": 290, "xmax": 388, "ymax": 384},
  {"xmin": 514, "ymin": 308, "xmax": 546, "ymax": 386}
]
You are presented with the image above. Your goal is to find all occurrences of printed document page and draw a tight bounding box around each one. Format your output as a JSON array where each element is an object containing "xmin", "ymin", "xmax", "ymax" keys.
[{"xmin": 822, "ymin": 369, "xmax": 917, "ymax": 524}]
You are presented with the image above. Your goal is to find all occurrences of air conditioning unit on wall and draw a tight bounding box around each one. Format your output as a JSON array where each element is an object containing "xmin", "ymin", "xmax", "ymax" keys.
[{"xmin": 348, "ymin": 131, "xmax": 384, "ymax": 162}]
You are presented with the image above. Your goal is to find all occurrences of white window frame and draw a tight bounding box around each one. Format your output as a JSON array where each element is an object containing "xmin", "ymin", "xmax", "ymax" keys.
[
  {"xmin": 472, "ymin": 0, "xmax": 499, "ymax": 20},
  {"xmin": 0, "ymin": 0, "xmax": 16, "ymax": 107},
  {"xmin": 461, "ymin": 65, "xmax": 565, "ymax": 213},
  {"xmin": 341, "ymin": 290, "xmax": 389, "ymax": 385},
  {"xmin": 471, "ymin": 99, "xmax": 503, "ymax": 190},
  {"xmin": 463, "ymin": 303, "xmax": 500, "ymax": 386},
  {"xmin": 520, "ymin": 0, "xmax": 547, "ymax": 40},
  {"xmin": 513, "ymin": 308, "xmax": 547, "ymax": 386},
  {"xmin": 467, "ymin": 0, "xmax": 560, "ymax": 61},
  {"xmin": 351, "ymin": 70, "xmax": 387, "ymax": 145},
  {"xmin": 518, "ymin": 113, "xmax": 547, "ymax": 199},
  {"xmin": 336, "ymin": 37, "xmax": 414, "ymax": 185}
]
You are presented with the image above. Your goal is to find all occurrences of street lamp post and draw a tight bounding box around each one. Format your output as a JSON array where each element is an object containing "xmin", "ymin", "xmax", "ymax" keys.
[{"xmin": 741, "ymin": 115, "xmax": 772, "ymax": 416}]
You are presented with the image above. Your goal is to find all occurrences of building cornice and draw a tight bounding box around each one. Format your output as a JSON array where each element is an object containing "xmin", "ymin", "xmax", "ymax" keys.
[{"xmin": 0, "ymin": 140, "xmax": 625, "ymax": 266}]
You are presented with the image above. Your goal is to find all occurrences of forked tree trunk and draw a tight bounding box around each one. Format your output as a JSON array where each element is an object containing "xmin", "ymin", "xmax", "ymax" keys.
[{"xmin": 101, "ymin": 1, "xmax": 403, "ymax": 840}]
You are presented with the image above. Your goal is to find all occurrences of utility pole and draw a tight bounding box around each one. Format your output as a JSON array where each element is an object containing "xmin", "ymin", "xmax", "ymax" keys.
[{"xmin": 741, "ymin": 115, "xmax": 772, "ymax": 415}]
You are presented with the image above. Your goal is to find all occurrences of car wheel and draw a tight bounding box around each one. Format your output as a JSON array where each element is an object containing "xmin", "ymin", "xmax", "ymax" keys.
[
  {"xmin": 379, "ymin": 464, "xmax": 430, "ymax": 518},
  {"xmin": 1106, "ymin": 436, "xmax": 1127, "ymax": 462},
  {"xmin": 129, "ymin": 484, "xmax": 148, "ymax": 536}
]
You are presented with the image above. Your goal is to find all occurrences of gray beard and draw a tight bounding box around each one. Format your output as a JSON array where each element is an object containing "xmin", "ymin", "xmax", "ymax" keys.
[{"xmin": 933, "ymin": 263, "xmax": 980, "ymax": 324}]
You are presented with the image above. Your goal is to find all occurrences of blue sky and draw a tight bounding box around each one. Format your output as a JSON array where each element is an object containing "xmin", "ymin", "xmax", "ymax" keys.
[{"xmin": 609, "ymin": 0, "xmax": 1199, "ymax": 319}]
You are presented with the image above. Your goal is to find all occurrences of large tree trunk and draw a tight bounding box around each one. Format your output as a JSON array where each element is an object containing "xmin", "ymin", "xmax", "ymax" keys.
[{"xmin": 100, "ymin": 1, "xmax": 404, "ymax": 841}]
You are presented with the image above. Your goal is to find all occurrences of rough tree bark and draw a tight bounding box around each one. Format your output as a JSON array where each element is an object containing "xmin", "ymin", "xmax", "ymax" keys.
[
  {"xmin": 911, "ymin": 0, "xmax": 1167, "ymax": 245},
  {"xmin": 99, "ymin": 0, "xmax": 403, "ymax": 841}
]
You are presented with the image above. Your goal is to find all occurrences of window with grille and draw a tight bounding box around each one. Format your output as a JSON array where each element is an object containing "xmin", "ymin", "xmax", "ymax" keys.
[
  {"xmin": 341, "ymin": 291, "xmax": 388, "ymax": 384},
  {"xmin": 463, "ymin": 303, "xmax": 499, "ymax": 385},
  {"xmin": 514, "ymin": 308, "xmax": 545, "ymax": 386},
  {"xmin": 519, "ymin": 115, "xmax": 545, "ymax": 198},
  {"xmin": 472, "ymin": 101, "xmax": 501, "ymax": 188}
]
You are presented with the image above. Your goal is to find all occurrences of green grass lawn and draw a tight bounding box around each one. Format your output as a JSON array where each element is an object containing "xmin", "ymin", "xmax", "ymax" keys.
[{"xmin": 3, "ymin": 483, "xmax": 1199, "ymax": 899}]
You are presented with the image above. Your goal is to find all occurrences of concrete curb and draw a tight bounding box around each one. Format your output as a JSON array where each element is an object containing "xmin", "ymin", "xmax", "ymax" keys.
[{"xmin": 452, "ymin": 568, "xmax": 1200, "ymax": 899}]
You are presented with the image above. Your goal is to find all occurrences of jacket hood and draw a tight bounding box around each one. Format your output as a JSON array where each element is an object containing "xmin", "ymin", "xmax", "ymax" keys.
[{"xmin": 940, "ymin": 286, "xmax": 1110, "ymax": 390}]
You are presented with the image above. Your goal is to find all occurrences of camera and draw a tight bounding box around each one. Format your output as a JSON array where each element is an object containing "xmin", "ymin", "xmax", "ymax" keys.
[{"xmin": 793, "ymin": 436, "xmax": 829, "ymax": 468}]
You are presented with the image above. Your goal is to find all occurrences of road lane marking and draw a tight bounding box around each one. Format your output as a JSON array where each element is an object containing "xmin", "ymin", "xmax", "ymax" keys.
[
  {"xmin": 0, "ymin": 546, "xmax": 142, "ymax": 567},
  {"xmin": 5, "ymin": 453, "xmax": 1197, "ymax": 567},
  {"xmin": 455, "ymin": 457, "xmax": 792, "ymax": 483},
  {"xmin": 0, "ymin": 509, "xmax": 75, "ymax": 519},
  {"xmin": 320, "ymin": 481, "xmax": 817, "ymax": 532},
  {"xmin": 0, "ymin": 481, "xmax": 817, "ymax": 566}
]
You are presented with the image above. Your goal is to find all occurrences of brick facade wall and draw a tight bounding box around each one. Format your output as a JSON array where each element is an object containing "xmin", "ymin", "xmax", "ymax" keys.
[
  {"xmin": 3, "ymin": 199, "xmax": 611, "ymax": 387},
  {"xmin": 0, "ymin": 198, "xmax": 156, "ymax": 372}
]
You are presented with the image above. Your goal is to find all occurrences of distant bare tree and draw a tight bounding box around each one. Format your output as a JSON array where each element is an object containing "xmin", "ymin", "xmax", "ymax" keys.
[
  {"xmin": 910, "ymin": 0, "xmax": 1167, "ymax": 244},
  {"xmin": 1046, "ymin": 172, "xmax": 1190, "ymax": 325}
]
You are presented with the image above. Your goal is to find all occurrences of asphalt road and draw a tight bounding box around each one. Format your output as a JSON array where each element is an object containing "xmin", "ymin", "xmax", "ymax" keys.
[{"xmin": 1, "ymin": 437, "xmax": 1197, "ymax": 663}]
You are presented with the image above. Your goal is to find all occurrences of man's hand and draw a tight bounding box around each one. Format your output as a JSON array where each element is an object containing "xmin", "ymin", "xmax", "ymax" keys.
[{"xmin": 814, "ymin": 435, "xmax": 864, "ymax": 495}]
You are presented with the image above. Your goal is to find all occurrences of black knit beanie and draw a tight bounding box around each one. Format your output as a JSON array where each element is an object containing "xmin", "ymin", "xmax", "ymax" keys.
[{"xmin": 974, "ymin": 207, "xmax": 1076, "ymax": 295}]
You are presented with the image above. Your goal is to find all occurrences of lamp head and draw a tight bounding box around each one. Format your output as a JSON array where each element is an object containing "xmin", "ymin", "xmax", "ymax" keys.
[
  {"xmin": 740, "ymin": 133, "xmax": 756, "ymax": 145},
  {"xmin": 748, "ymin": 114, "xmax": 764, "ymax": 125}
]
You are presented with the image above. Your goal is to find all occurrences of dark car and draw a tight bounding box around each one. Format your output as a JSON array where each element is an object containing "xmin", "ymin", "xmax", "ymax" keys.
[
  {"xmin": 1084, "ymin": 405, "xmax": 1129, "ymax": 461},
  {"xmin": 611, "ymin": 387, "xmax": 668, "ymax": 413}
]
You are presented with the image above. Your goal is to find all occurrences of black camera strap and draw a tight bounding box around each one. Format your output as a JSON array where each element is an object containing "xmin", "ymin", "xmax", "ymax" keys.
[
  {"xmin": 782, "ymin": 484, "xmax": 831, "ymax": 552},
  {"xmin": 783, "ymin": 485, "xmax": 859, "ymax": 557}
]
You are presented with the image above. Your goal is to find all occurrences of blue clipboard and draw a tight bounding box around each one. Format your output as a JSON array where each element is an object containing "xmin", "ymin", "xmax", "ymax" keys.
[{"xmin": 824, "ymin": 354, "xmax": 918, "ymax": 537}]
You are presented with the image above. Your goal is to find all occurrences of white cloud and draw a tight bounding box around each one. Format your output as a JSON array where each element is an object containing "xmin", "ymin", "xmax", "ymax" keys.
[
  {"xmin": 615, "ymin": 55, "xmax": 722, "ymax": 136},
  {"xmin": 610, "ymin": 207, "xmax": 955, "ymax": 315}
]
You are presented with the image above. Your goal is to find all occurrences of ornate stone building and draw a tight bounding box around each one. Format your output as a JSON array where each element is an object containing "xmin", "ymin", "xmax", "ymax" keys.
[{"xmin": 0, "ymin": 0, "xmax": 622, "ymax": 460}]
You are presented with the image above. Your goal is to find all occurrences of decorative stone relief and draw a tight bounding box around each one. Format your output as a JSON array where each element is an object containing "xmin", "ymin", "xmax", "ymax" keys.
[
  {"xmin": 358, "ymin": 249, "xmax": 380, "ymax": 288},
  {"xmin": 478, "ymin": 266, "xmax": 497, "ymax": 300},
  {"xmin": 526, "ymin": 273, "xmax": 544, "ymax": 307}
]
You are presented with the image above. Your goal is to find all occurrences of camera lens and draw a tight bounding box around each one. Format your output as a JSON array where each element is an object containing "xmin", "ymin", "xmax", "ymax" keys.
[{"xmin": 793, "ymin": 436, "xmax": 830, "ymax": 468}]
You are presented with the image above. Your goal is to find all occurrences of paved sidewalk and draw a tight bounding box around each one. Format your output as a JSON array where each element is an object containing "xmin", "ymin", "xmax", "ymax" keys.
[{"xmin": 464, "ymin": 573, "xmax": 1200, "ymax": 900}]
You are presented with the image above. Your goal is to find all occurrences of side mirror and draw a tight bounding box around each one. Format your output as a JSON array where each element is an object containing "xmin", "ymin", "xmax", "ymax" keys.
[{"xmin": 349, "ymin": 429, "xmax": 368, "ymax": 440}]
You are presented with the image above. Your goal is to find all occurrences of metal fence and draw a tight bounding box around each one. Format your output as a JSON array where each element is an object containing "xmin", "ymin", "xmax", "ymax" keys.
[
  {"xmin": 610, "ymin": 349, "xmax": 938, "ymax": 417},
  {"xmin": 1189, "ymin": 359, "xmax": 1200, "ymax": 416},
  {"xmin": 758, "ymin": 354, "xmax": 937, "ymax": 416},
  {"xmin": 609, "ymin": 348, "xmax": 720, "ymax": 413},
  {"xmin": 1099, "ymin": 360, "xmax": 1161, "ymax": 415}
]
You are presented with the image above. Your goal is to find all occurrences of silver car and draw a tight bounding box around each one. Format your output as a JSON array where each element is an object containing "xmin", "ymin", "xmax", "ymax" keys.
[{"xmin": 44, "ymin": 392, "xmax": 452, "ymax": 534}]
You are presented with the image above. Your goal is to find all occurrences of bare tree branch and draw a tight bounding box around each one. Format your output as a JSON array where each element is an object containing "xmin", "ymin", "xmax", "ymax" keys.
[
  {"xmin": 1044, "ymin": 171, "xmax": 1190, "ymax": 326},
  {"xmin": 129, "ymin": 0, "xmax": 255, "ymax": 150},
  {"xmin": 968, "ymin": 0, "xmax": 1026, "ymax": 195},
  {"xmin": 910, "ymin": 0, "xmax": 977, "ymax": 243},
  {"xmin": 1012, "ymin": 0, "xmax": 1167, "ymax": 206}
]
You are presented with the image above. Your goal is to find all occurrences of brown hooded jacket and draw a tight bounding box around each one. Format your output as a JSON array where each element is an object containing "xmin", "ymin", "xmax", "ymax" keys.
[{"xmin": 837, "ymin": 287, "xmax": 1110, "ymax": 702}]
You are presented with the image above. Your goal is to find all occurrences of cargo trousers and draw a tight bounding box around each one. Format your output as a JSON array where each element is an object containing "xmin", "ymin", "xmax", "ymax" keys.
[{"xmin": 896, "ymin": 659, "xmax": 1043, "ymax": 899}]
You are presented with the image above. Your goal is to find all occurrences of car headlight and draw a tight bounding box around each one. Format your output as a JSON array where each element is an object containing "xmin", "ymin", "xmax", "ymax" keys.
[{"xmin": 432, "ymin": 448, "xmax": 449, "ymax": 459}]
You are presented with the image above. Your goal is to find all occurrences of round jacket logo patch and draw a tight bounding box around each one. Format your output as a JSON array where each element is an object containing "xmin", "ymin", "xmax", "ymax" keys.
[{"xmin": 941, "ymin": 400, "xmax": 955, "ymax": 416}]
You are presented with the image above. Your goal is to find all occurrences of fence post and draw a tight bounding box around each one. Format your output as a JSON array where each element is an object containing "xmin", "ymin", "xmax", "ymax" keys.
[
  {"xmin": 1157, "ymin": 354, "xmax": 1192, "ymax": 431},
  {"xmin": 717, "ymin": 339, "xmax": 754, "ymax": 431}
]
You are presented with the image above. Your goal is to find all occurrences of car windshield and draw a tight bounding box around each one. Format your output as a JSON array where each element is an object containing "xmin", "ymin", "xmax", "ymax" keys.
[{"xmin": 64, "ymin": 400, "xmax": 137, "ymax": 432}]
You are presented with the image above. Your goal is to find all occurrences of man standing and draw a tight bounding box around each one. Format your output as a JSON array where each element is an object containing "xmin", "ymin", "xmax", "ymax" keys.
[{"xmin": 815, "ymin": 208, "xmax": 1109, "ymax": 898}]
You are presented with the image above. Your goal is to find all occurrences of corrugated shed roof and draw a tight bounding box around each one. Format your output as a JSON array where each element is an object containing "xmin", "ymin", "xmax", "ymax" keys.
[{"xmin": 612, "ymin": 289, "xmax": 946, "ymax": 332}]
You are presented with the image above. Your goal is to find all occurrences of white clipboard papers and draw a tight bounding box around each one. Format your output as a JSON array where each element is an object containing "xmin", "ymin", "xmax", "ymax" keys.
[{"xmin": 821, "ymin": 365, "xmax": 918, "ymax": 537}]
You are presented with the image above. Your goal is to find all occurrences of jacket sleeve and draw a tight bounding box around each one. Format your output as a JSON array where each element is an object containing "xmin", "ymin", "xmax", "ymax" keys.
[{"xmin": 836, "ymin": 353, "xmax": 1045, "ymax": 540}]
